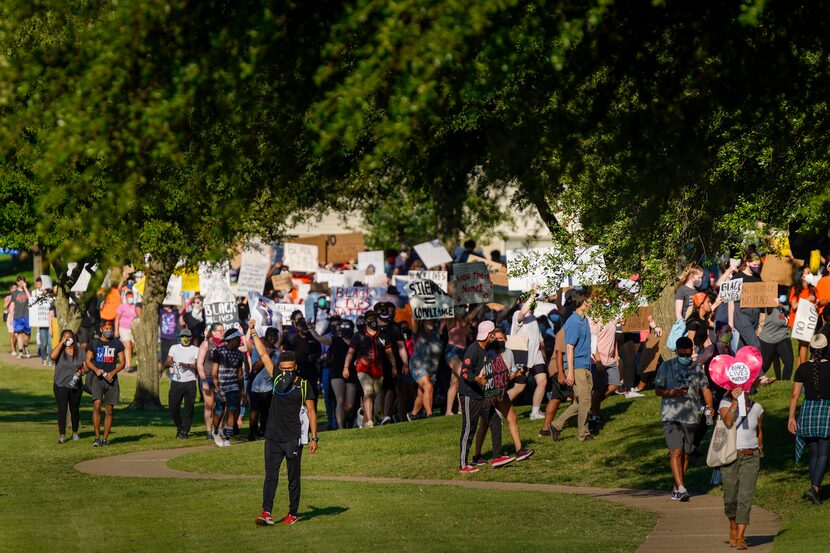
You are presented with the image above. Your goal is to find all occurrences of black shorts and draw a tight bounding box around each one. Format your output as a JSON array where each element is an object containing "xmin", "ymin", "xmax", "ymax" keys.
[
  {"xmin": 546, "ymin": 377, "xmax": 573, "ymax": 402},
  {"xmin": 514, "ymin": 363, "xmax": 547, "ymax": 384}
]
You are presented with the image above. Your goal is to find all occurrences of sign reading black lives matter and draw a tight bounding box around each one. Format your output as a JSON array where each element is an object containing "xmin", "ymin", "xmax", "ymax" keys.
[
  {"xmin": 205, "ymin": 301, "xmax": 240, "ymax": 327},
  {"xmin": 407, "ymin": 279, "xmax": 455, "ymax": 320}
]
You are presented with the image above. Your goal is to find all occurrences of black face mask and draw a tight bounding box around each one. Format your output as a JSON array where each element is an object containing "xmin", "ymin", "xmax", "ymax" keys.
[
  {"xmin": 488, "ymin": 340, "xmax": 506, "ymax": 353},
  {"xmin": 367, "ymin": 320, "xmax": 378, "ymax": 331}
]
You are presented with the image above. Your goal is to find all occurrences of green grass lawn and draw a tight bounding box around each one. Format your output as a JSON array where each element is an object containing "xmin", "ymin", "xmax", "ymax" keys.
[{"xmin": 0, "ymin": 359, "xmax": 652, "ymax": 553}]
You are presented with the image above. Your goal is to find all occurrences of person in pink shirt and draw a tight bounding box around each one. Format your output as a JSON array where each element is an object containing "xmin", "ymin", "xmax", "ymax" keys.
[
  {"xmin": 114, "ymin": 291, "xmax": 141, "ymax": 372},
  {"xmin": 589, "ymin": 317, "xmax": 620, "ymax": 432}
]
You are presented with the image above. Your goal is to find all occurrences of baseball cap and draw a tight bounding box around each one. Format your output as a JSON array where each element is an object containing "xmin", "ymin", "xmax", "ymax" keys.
[
  {"xmin": 224, "ymin": 328, "xmax": 243, "ymax": 342},
  {"xmin": 179, "ymin": 328, "xmax": 192, "ymax": 338},
  {"xmin": 476, "ymin": 320, "xmax": 496, "ymax": 341},
  {"xmin": 811, "ymin": 333, "xmax": 828, "ymax": 349}
]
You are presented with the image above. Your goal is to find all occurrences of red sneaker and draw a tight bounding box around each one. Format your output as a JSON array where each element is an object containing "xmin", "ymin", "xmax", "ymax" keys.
[
  {"xmin": 491, "ymin": 455, "xmax": 516, "ymax": 468},
  {"xmin": 255, "ymin": 511, "xmax": 275, "ymax": 526},
  {"xmin": 459, "ymin": 465, "xmax": 480, "ymax": 474},
  {"xmin": 280, "ymin": 513, "xmax": 300, "ymax": 525}
]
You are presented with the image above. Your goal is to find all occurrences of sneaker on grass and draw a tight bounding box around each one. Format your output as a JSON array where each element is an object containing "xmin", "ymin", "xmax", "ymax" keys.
[
  {"xmin": 280, "ymin": 514, "xmax": 300, "ymax": 525},
  {"xmin": 491, "ymin": 455, "xmax": 515, "ymax": 468},
  {"xmin": 625, "ymin": 390, "xmax": 645, "ymax": 398},
  {"xmin": 459, "ymin": 465, "xmax": 480, "ymax": 474},
  {"xmin": 471, "ymin": 455, "xmax": 487, "ymax": 466},
  {"xmin": 515, "ymin": 448, "xmax": 534, "ymax": 462},
  {"xmin": 92, "ymin": 438, "xmax": 102, "ymax": 447},
  {"xmin": 379, "ymin": 416, "xmax": 392, "ymax": 426},
  {"xmin": 538, "ymin": 428, "xmax": 550, "ymax": 437},
  {"xmin": 212, "ymin": 430, "xmax": 225, "ymax": 448},
  {"xmin": 255, "ymin": 511, "xmax": 275, "ymax": 526}
]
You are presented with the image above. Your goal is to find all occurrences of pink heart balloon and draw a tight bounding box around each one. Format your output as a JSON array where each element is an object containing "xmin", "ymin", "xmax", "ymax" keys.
[
  {"xmin": 709, "ymin": 354, "xmax": 737, "ymax": 389},
  {"xmin": 735, "ymin": 346, "xmax": 763, "ymax": 391}
]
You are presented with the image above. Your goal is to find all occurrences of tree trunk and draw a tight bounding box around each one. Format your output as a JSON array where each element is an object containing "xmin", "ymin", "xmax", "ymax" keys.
[
  {"xmin": 652, "ymin": 283, "xmax": 677, "ymax": 360},
  {"xmin": 130, "ymin": 260, "xmax": 169, "ymax": 410},
  {"xmin": 52, "ymin": 262, "xmax": 83, "ymax": 333}
]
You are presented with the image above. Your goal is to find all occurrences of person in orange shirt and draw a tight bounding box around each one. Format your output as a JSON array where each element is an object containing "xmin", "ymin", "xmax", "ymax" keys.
[
  {"xmin": 789, "ymin": 266, "xmax": 816, "ymax": 366},
  {"xmin": 99, "ymin": 287, "xmax": 122, "ymax": 325},
  {"xmin": 816, "ymin": 261, "xmax": 830, "ymax": 323}
]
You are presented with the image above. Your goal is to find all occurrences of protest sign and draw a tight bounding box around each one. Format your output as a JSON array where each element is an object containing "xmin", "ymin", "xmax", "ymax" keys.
[
  {"xmin": 621, "ymin": 306, "xmax": 653, "ymax": 332},
  {"xmin": 200, "ymin": 263, "xmax": 234, "ymax": 304},
  {"xmin": 330, "ymin": 287, "xmax": 385, "ymax": 319},
  {"xmin": 70, "ymin": 263, "xmax": 94, "ymax": 293},
  {"xmin": 234, "ymin": 246, "xmax": 271, "ymax": 296},
  {"xmin": 533, "ymin": 302, "xmax": 557, "ymax": 318},
  {"xmin": 292, "ymin": 232, "xmax": 365, "ymax": 265},
  {"xmin": 414, "ymin": 240, "xmax": 452, "ymax": 269},
  {"xmin": 283, "ymin": 242, "xmax": 319, "ymax": 273},
  {"xmin": 271, "ymin": 272, "xmax": 293, "ymax": 292},
  {"xmin": 294, "ymin": 281, "xmax": 311, "ymax": 301},
  {"xmin": 394, "ymin": 276, "xmax": 410, "ymax": 297},
  {"xmin": 247, "ymin": 292, "xmax": 282, "ymax": 334},
  {"xmin": 792, "ymin": 300, "xmax": 819, "ymax": 342},
  {"xmin": 506, "ymin": 334, "xmax": 529, "ymax": 367},
  {"xmin": 358, "ymin": 250, "xmax": 385, "ymax": 273},
  {"xmin": 740, "ymin": 282, "xmax": 778, "ymax": 308},
  {"xmin": 39, "ymin": 275, "xmax": 53, "ymax": 290},
  {"xmin": 761, "ymin": 255, "xmax": 802, "ymax": 286},
  {"xmin": 28, "ymin": 296, "xmax": 52, "ymax": 327},
  {"xmin": 566, "ymin": 246, "xmax": 607, "ymax": 286},
  {"xmin": 163, "ymin": 275, "xmax": 183, "ymax": 306},
  {"xmin": 406, "ymin": 279, "xmax": 455, "ymax": 320},
  {"xmin": 365, "ymin": 274, "xmax": 389, "ymax": 288},
  {"xmin": 179, "ymin": 270, "xmax": 200, "ymax": 293},
  {"xmin": 408, "ymin": 270, "xmax": 447, "ymax": 293},
  {"xmin": 719, "ymin": 278, "xmax": 743, "ymax": 302},
  {"xmin": 452, "ymin": 262, "xmax": 492, "ymax": 304},
  {"xmin": 204, "ymin": 301, "xmax": 239, "ymax": 327},
  {"xmin": 272, "ymin": 302, "xmax": 304, "ymax": 323}
]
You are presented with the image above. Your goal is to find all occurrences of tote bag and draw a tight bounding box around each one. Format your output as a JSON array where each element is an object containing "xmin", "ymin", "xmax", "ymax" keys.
[{"xmin": 706, "ymin": 416, "xmax": 739, "ymax": 468}]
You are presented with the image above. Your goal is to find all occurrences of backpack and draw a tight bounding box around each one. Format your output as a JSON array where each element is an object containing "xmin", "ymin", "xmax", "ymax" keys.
[{"xmin": 667, "ymin": 320, "xmax": 688, "ymax": 352}]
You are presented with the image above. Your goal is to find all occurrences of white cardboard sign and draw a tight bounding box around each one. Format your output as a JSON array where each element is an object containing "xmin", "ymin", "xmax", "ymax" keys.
[
  {"xmin": 792, "ymin": 300, "xmax": 819, "ymax": 342},
  {"xmin": 407, "ymin": 279, "xmax": 455, "ymax": 320},
  {"xmin": 283, "ymin": 243, "xmax": 319, "ymax": 273},
  {"xmin": 357, "ymin": 251, "xmax": 385, "ymax": 273},
  {"xmin": 414, "ymin": 240, "xmax": 452, "ymax": 269},
  {"xmin": 719, "ymin": 278, "xmax": 743, "ymax": 302},
  {"xmin": 163, "ymin": 275, "xmax": 183, "ymax": 306},
  {"xmin": 408, "ymin": 270, "xmax": 448, "ymax": 293},
  {"xmin": 247, "ymin": 292, "xmax": 283, "ymax": 334}
]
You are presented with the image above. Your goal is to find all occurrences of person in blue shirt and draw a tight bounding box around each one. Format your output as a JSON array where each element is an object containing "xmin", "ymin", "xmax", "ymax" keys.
[{"xmin": 549, "ymin": 290, "xmax": 594, "ymax": 442}]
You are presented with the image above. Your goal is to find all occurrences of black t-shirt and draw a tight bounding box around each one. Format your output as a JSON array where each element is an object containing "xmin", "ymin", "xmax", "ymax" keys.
[
  {"xmin": 794, "ymin": 360, "xmax": 830, "ymax": 400},
  {"xmin": 182, "ymin": 312, "xmax": 206, "ymax": 345},
  {"xmin": 329, "ymin": 338, "xmax": 357, "ymax": 382},
  {"xmin": 459, "ymin": 342, "xmax": 487, "ymax": 400},
  {"xmin": 380, "ymin": 321, "xmax": 403, "ymax": 373},
  {"xmin": 733, "ymin": 273, "xmax": 762, "ymax": 324},
  {"xmin": 266, "ymin": 373, "xmax": 317, "ymax": 443},
  {"xmin": 284, "ymin": 332, "xmax": 322, "ymax": 382},
  {"xmin": 685, "ymin": 312, "xmax": 710, "ymax": 350},
  {"xmin": 89, "ymin": 338, "xmax": 126, "ymax": 380}
]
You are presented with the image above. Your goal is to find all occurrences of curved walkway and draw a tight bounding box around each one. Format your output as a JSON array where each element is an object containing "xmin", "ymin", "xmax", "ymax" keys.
[{"xmin": 76, "ymin": 445, "xmax": 780, "ymax": 552}]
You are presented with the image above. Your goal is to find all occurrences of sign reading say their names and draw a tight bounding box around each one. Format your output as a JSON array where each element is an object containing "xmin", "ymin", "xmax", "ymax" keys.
[
  {"xmin": 283, "ymin": 242, "xmax": 319, "ymax": 273},
  {"xmin": 407, "ymin": 279, "xmax": 455, "ymax": 320},
  {"xmin": 204, "ymin": 301, "xmax": 240, "ymax": 327},
  {"xmin": 414, "ymin": 240, "xmax": 452, "ymax": 269},
  {"xmin": 739, "ymin": 282, "xmax": 778, "ymax": 308},
  {"xmin": 452, "ymin": 262, "xmax": 492, "ymax": 304},
  {"xmin": 719, "ymin": 278, "xmax": 743, "ymax": 302}
]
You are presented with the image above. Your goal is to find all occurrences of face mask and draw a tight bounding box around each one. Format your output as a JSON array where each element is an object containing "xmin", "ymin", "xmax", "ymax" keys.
[
  {"xmin": 127, "ymin": 298, "xmax": 135, "ymax": 305},
  {"xmin": 367, "ymin": 320, "xmax": 378, "ymax": 331},
  {"xmin": 379, "ymin": 311, "xmax": 393, "ymax": 321},
  {"xmin": 180, "ymin": 338, "xmax": 191, "ymax": 346},
  {"xmin": 677, "ymin": 356, "xmax": 692, "ymax": 366},
  {"xmin": 778, "ymin": 295, "xmax": 788, "ymax": 305},
  {"xmin": 126, "ymin": 282, "xmax": 134, "ymax": 289},
  {"xmin": 692, "ymin": 279, "xmax": 702, "ymax": 288},
  {"xmin": 750, "ymin": 265, "xmax": 762, "ymax": 275},
  {"xmin": 720, "ymin": 333, "xmax": 732, "ymax": 345},
  {"xmin": 489, "ymin": 340, "xmax": 506, "ymax": 353},
  {"xmin": 191, "ymin": 306, "xmax": 202, "ymax": 315},
  {"xmin": 64, "ymin": 338, "xmax": 74, "ymax": 347},
  {"xmin": 210, "ymin": 336, "xmax": 224, "ymax": 347},
  {"xmin": 102, "ymin": 329, "xmax": 114, "ymax": 339}
]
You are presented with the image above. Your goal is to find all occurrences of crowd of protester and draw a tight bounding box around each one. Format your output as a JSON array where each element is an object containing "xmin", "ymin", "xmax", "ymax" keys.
[{"xmin": 4, "ymin": 239, "xmax": 830, "ymax": 529}]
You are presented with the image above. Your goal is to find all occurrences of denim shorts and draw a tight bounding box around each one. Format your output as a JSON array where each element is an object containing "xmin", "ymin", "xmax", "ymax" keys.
[
  {"xmin": 410, "ymin": 364, "xmax": 430, "ymax": 383},
  {"xmin": 216, "ymin": 389, "xmax": 241, "ymax": 414},
  {"xmin": 444, "ymin": 345, "xmax": 465, "ymax": 363}
]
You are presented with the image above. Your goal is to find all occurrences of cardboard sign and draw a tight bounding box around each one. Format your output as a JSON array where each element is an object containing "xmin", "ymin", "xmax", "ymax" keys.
[
  {"xmin": 739, "ymin": 282, "xmax": 778, "ymax": 308},
  {"xmin": 283, "ymin": 243, "xmax": 319, "ymax": 273},
  {"xmin": 234, "ymin": 246, "xmax": 271, "ymax": 296},
  {"xmin": 621, "ymin": 306, "xmax": 653, "ymax": 332},
  {"xmin": 761, "ymin": 255, "xmax": 802, "ymax": 286},
  {"xmin": 358, "ymin": 250, "xmax": 385, "ymax": 273},
  {"xmin": 271, "ymin": 272, "xmax": 293, "ymax": 292},
  {"xmin": 452, "ymin": 262, "xmax": 492, "ymax": 304},
  {"xmin": 719, "ymin": 278, "xmax": 743, "ymax": 302},
  {"xmin": 330, "ymin": 287, "xmax": 385, "ymax": 319},
  {"xmin": 179, "ymin": 270, "xmax": 200, "ymax": 293},
  {"xmin": 365, "ymin": 274, "xmax": 389, "ymax": 288},
  {"xmin": 406, "ymin": 279, "xmax": 455, "ymax": 320},
  {"xmin": 533, "ymin": 302, "xmax": 558, "ymax": 317},
  {"xmin": 292, "ymin": 232, "xmax": 365, "ymax": 265},
  {"xmin": 792, "ymin": 300, "xmax": 819, "ymax": 342},
  {"xmin": 39, "ymin": 275, "xmax": 53, "ymax": 290},
  {"xmin": 408, "ymin": 270, "xmax": 448, "ymax": 293},
  {"xmin": 567, "ymin": 245, "xmax": 606, "ymax": 286},
  {"xmin": 204, "ymin": 301, "xmax": 239, "ymax": 327},
  {"xmin": 414, "ymin": 240, "xmax": 452, "ymax": 269},
  {"xmin": 163, "ymin": 275, "xmax": 183, "ymax": 306},
  {"xmin": 639, "ymin": 333, "xmax": 665, "ymax": 374},
  {"xmin": 273, "ymin": 302, "xmax": 304, "ymax": 323},
  {"xmin": 247, "ymin": 292, "xmax": 282, "ymax": 335},
  {"xmin": 28, "ymin": 296, "xmax": 51, "ymax": 327}
]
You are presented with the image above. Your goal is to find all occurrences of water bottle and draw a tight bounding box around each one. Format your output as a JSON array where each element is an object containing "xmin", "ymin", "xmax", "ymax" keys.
[
  {"xmin": 69, "ymin": 374, "xmax": 82, "ymax": 389},
  {"xmin": 706, "ymin": 410, "xmax": 714, "ymax": 426}
]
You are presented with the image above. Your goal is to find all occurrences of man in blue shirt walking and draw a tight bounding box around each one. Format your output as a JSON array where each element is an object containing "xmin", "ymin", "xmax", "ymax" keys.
[{"xmin": 549, "ymin": 290, "xmax": 594, "ymax": 442}]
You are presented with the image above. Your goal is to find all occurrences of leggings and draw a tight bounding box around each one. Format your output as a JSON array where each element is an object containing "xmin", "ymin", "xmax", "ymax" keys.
[
  {"xmin": 262, "ymin": 439, "xmax": 303, "ymax": 515},
  {"xmin": 760, "ymin": 339, "xmax": 794, "ymax": 380},
  {"xmin": 330, "ymin": 379, "xmax": 359, "ymax": 430},
  {"xmin": 807, "ymin": 437, "xmax": 830, "ymax": 488},
  {"xmin": 54, "ymin": 384, "xmax": 82, "ymax": 435},
  {"xmin": 459, "ymin": 395, "xmax": 501, "ymax": 467}
]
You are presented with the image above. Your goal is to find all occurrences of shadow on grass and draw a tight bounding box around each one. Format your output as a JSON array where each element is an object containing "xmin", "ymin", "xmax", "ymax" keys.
[{"xmin": 298, "ymin": 505, "xmax": 349, "ymax": 521}]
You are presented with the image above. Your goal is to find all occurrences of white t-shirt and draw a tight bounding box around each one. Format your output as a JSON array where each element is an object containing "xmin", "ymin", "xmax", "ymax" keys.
[
  {"xmin": 719, "ymin": 398, "xmax": 763, "ymax": 449},
  {"xmin": 168, "ymin": 343, "xmax": 199, "ymax": 383},
  {"xmin": 510, "ymin": 311, "xmax": 544, "ymax": 367}
]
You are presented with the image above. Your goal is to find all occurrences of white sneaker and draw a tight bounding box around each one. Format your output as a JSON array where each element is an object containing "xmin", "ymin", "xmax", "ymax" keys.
[
  {"xmin": 222, "ymin": 439, "xmax": 231, "ymax": 447},
  {"xmin": 529, "ymin": 412, "xmax": 545, "ymax": 420},
  {"xmin": 363, "ymin": 420, "xmax": 374, "ymax": 428},
  {"xmin": 212, "ymin": 430, "xmax": 225, "ymax": 447},
  {"xmin": 625, "ymin": 390, "xmax": 645, "ymax": 398}
]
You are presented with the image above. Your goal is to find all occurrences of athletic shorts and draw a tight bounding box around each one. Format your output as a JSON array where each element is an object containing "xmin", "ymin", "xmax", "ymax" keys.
[
  {"xmin": 90, "ymin": 377, "xmax": 120, "ymax": 405},
  {"xmin": 514, "ymin": 363, "xmax": 547, "ymax": 385},
  {"xmin": 13, "ymin": 317, "xmax": 30, "ymax": 334},
  {"xmin": 546, "ymin": 377, "xmax": 573, "ymax": 402},
  {"xmin": 218, "ymin": 389, "xmax": 241, "ymax": 414},
  {"xmin": 591, "ymin": 364, "xmax": 621, "ymax": 390},
  {"xmin": 118, "ymin": 327, "xmax": 133, "ymax": 342},
  {"xmin": 444, "ymin": 345, "xmax": 465, "ymax": 363},
  {"xmin": 358, "ymin": 372, "xmax": 382, "ymax": 397},
  {"xmin": 662, "ymin": 421, "xmax": 697, "ymax": 454}
]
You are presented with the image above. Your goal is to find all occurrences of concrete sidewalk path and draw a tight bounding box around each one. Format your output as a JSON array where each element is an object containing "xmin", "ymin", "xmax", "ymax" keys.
[{"xmin": 76, "ymin": 445, "xmax": 780, "ymax": 552}]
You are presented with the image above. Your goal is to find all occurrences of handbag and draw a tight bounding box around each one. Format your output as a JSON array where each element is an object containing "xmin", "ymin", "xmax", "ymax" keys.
[
  {"xmin": 666, "ymin": 319, "xmax": 687, "ymax": 351},
  {"xmin": 706, "ymin": 415, "xmax": 743, "ymax": 468}
]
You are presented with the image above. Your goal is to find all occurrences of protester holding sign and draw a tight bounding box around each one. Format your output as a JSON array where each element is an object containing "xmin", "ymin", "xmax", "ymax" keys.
[
  {"xmin": 728, "ymin": 251, "xmax": 764, "ymax": 350},
  {"xmin": 197, "ymin": 323, "xmax": 224, "ymax": 440},
  {"xmin": 508, "ymin": 294, "xmax": 548, "ymax": 420},
  {"xmin": 210, "ymin": 328, "xmax": 248, "ymax": 446},
  {"xmin": 790, "ymin": 267, "xmax": 817, "ymax": 366}
]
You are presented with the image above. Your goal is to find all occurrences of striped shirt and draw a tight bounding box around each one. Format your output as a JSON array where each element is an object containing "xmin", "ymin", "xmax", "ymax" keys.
[{"xmin": 211, "ymin": 346, "xmax": 244, "ymax": 393}]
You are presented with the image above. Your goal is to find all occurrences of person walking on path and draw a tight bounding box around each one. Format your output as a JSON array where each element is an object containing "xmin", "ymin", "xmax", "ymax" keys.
[
  {"xmin": 50, "ymin": 329, "xmax": 85, "ymax": 443},
  {"xmin": 10, "ymin": 276, "xmax": 32, "ymax": 358},
  {"xmin": 249, "ymin": 320, "xmax": 318, "ymax": 527},
  {"xmin": 719, "ymin": 388, "xmax": 764, "ymax": 550},
  {"xmin": 85, "ymin": 321, "xmax": 126, "ymax": 446},
  {"xmin": 788, "ymin": 333, "xmax": 830, "ymax": 505},
  {"xmin": 165, "ymin": 328, "xmax": 199, "ymax": 439},
  {"xmin": 197, "ymin": 323, "xmax": 224, "ymax": 439},
  {"xmin": 549, "ymin": 290, "xmax": 594, "ymax": 442},
  {"xmin": 654, "ymin": 336, "xmax": 715, "ymax": 501}
]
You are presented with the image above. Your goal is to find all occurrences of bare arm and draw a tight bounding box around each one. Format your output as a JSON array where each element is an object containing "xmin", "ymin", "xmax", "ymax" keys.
[
  {"xmin": 788, "ymin": 381, "xmax": 803, "ymax": 434},
  {"xmin": 308, "ymin": 325, "xmax": 333, "ymax": 346},
  {"xmin": 566, "ymin": 344, "xmax": 575, "ymax": 386},
  {"xmin": 385, "ymin": 347, "xmax": 397, "ymax": 377},
  {"xmin": 343, "ymin": 347, "xmax": 355, "ymax": 380},
  {"xmin": 728, "ymin": 301, "xmax": 735, "ymax": 328},
  {"xmin": 248, "ymin": 321, "xmax": 275, "ymax": 377},
  {"xmin": 306, "ymin": 398, "xmax": 318, "ymax": 453},
  {"xmin": 49, "ymin": 340, "xmax": 64, "ymax": 362}
]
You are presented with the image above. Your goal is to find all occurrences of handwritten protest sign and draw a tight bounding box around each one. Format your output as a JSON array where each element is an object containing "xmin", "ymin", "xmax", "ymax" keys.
[
  {"xmin": 414, "ymin": 240, "xmax": 452, "ymax": 269},
  {"xmin": 330, "ymin": 287, "xmax": 385, "ymax": 319},
  {"xmin": 408, "ymin": 271, "xmax": 447, "ymax": 293},
  {"xmin": 719, "ymin": 279, "xmax": 743, "ymax": 302},
  {"xmin": 358, "ymin": 251, "xmax": 385, "ymax": 273},
  {"xmin": 452, "ymin": 262, "xmax": 492, "ymax": 304},
  {"xmin": 28, "ymin": 296, "xmax": 52, "ymax": 327},
  {"xmin": 469, "ymin": 254, "xmax": 509, "ymax": 288},
  {"xmin": 204, "ymin": 301, "xmax": 239, "ymax": 327},
  {"xmin": 761, "ymin": 255, "xmax": 802, "ymax": 286},
  {"xmin": 272, "ymin": 302, "xmax": 304, "ymax": 323},
  {"xmin": 234, "ymin": 246, "xmax": 271, "ymax": 296},
  {"xmin": 271, "ymin": 272, "xmax": 293, "ymax": 292},
  {"xmin": 283, "ymin": 243, "xmax": 319, "ymax": 273},
  {"xmin": 406, "ymin": 279, "xmax": 455, "ymax": 320},
  {"xmin": 792, "ymin": 300, "xmax": 819, "ymax": 342},
  {"xmin": 163, "ymin": 275, "xmax": 183, "ymax": 306},
  {"xmin": 247, "ymin": 292, "xmax": 282, "ymax": 335},
  {"xmin": 740, "ymin": 282, "xmax": 778, "ymax": 308}
]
